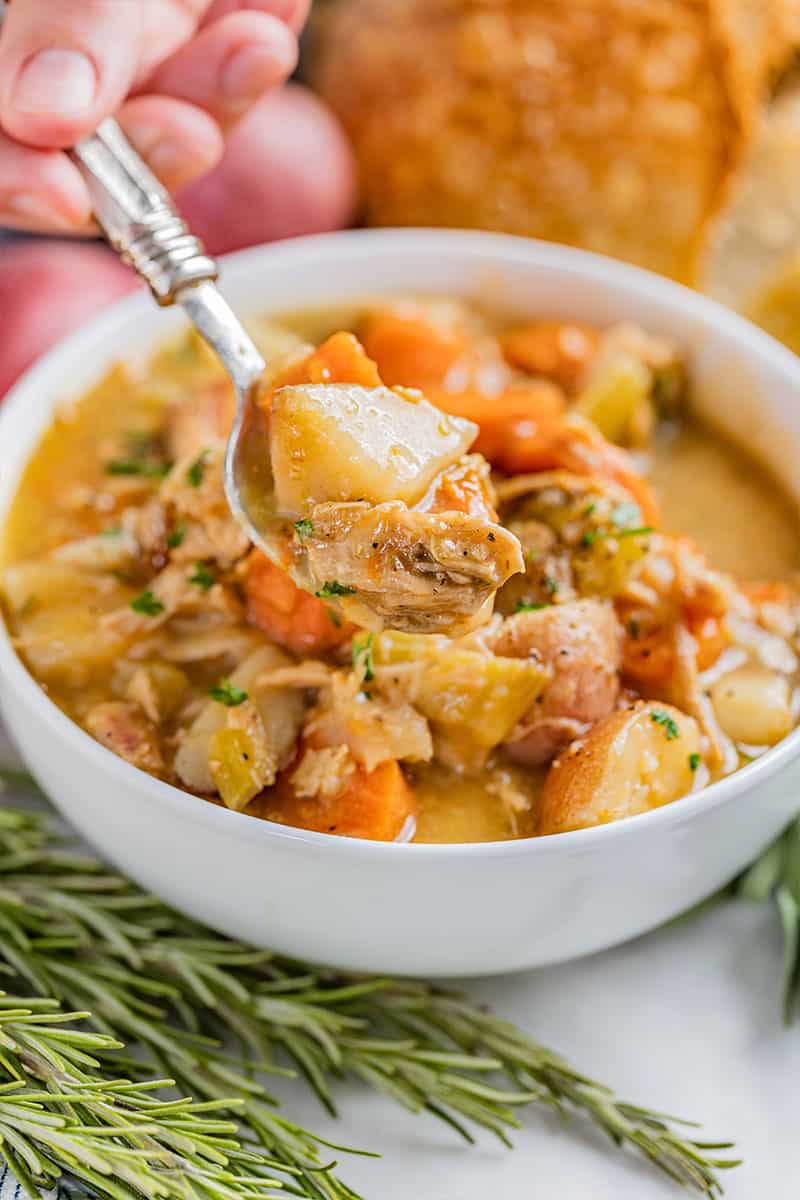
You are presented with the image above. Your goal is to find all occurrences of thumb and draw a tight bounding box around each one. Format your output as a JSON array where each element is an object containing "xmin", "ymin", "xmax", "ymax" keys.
[{"xmin": 0, "ymin": 0, "xmax": 145, "ymax": 148}]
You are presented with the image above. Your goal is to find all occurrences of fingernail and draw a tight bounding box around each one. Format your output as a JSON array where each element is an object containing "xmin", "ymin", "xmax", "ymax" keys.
[
  {"xmin": 1, "ymin": 192, "xmax": 75, "ymax": 229},
  {"xmin": 13, "ymin": 48, "xmax": 96, "ymax": 115},
  {"xmin": 222, "ymin": 42, "xmax": 293, "ymax": 107}
]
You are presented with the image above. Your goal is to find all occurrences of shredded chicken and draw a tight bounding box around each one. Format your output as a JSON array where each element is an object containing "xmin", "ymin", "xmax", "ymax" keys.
[
  {"xmin": 303, "ymin": 501, "xmax": 523, "ymax": 633},
  {"xmin": 85, "ymin": 701, "xmax": 164, "ymax": 774},
  {"xmin": 306, "ymin": 671, "xmax": 433, "ymax": 772},
  {"xmin": 291, "ymin": 744, "xmax": 356, "ymax": 800}
]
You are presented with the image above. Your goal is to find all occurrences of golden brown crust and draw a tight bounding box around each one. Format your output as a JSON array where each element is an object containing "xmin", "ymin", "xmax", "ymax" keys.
[{"xmin": 311, "ymin": 0, "xmax": 800, "ymax": 282}]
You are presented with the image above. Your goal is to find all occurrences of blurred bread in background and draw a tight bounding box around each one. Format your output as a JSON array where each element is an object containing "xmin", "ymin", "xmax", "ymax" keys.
[{"xmin": 311, "ymin": 0, "xmax": 800, "ymax": 292}]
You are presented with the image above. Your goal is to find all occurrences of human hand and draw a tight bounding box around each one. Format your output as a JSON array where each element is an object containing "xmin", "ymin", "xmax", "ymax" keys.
[{"xmin": 0, "ymin": 0, "xmax": 305, "ymax": 232}]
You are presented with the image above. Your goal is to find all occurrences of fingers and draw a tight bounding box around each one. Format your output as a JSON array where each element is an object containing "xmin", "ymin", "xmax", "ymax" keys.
[
  {"xmin": 0, "ymin": 0, "xmax": 145, "ymax": 148},
  {"xmin": 118, "ymin": 95, "xmax": 224, "ymax": 193},
  {"xmin": 144, "ymin": 11, "xmax": 297, "ymax": 127},
  {"xmin": 203, "ymin": 0, "xmax": 311, "ymax": 35},
  {"xmin": 0, "ymin": 128, "xmax": 91, "ymax": 231}
]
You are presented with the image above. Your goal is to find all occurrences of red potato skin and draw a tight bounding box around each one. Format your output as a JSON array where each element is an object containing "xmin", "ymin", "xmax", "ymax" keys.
[
  {"xmin": 0, "ymin": 242, "xmax": 138, "ymax": 398},
  {"xmin": 178, "ymin": 84, "xmax": 358, "ymax": 255}
]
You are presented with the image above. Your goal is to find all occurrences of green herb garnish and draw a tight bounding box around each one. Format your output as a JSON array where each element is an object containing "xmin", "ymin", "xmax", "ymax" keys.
[
  {"xmin": 167, "ymin": 523, "xmax": 186, "ymax": 549},
  {"xmin": 316, "ymin": 581, "xmax": 356, "ymax": 599},
  {"xmin": 209, "ymin": 680, "xmax": 248, "ymax": 707},
  {"xmin": 130, "ymin": 590, "xmax": 165, "ymax": 616},
  {"xmin": 105, "ymin": 458, "xmax": 171, "ymax": 479},
  {"xmin": 352, "ymin": 633, "xmax": 375, "ymax": 682},
  {"xmin": 187, "ymin": 449, "xmax": 211, "ymax": 487},
  {"xmin": 294, "ymin": 518, "xmax": 314, "ymax": 539},
  {"xmin": 580, "ymin": 530, "xmax": 599, "ymax": 548},
  {"xmin": 100, "ymin": 525, "xmax": 122, "ymax": 539},
  {"xmin": 515, "ymin": 601, "xmax": 547, "ymax": 612},
  {"xmin": 688, "ymin": 752, "xmax": 701, "ymax": 772},
  {"xmin": 327, "ymin": 607, "xmax": 343, "ymax": 627},
  {"xmin": 543, "ymin": 575, "xmax": 559, "ymax": 596},
  {"xmin": 189, "ymin": 563, "xmax": 215, "ymax": 592},
  {"xmin": 651, "ymin": 709, "xmax": 680, "ymax": 740},
  {"xmin": 617, "ymin": 526, "xmax": 653, "ymax": 539}
]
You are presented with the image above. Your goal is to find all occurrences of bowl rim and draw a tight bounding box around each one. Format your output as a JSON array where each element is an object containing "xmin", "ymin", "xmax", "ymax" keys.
[{"xmin": 2, "ymin": 225, "xmax": 800, "ymax": 860}]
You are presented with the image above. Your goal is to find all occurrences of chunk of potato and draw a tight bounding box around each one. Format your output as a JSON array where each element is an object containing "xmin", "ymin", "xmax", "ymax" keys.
[
  {"xmin": 538, "ymin": 702, "xmax": 701, "ymax": 835},
  {"xmin": 174, "ymin": 644, "xmax": 304, "ymax": 795},
  {"xmin": 374, "ymin": 632, "xmax": 549, "ymax": 770},
  {"xmin": 1, "ymin": 562, "xmax": 132, "ymax": 687},
  {"xmin": 710, "ymin": 665, "xmax": 793, "ymax": 747},
  {"xmin": 270, "ymin": 382, "xmax": 477, "ymax": 516}
]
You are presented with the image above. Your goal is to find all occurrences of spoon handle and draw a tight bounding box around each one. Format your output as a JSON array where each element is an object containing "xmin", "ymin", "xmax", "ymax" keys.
[{"xmin": 72, "ymin": 118, "xmax": 266, "ymax": 395}]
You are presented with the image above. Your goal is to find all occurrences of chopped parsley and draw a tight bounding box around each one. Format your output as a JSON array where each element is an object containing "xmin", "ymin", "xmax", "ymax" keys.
[
  {"xmin": 167, "ymin": 523, "xmax": 186, "ymax": 549},
  {"xmin": 189, "ymin": 562, "xmax": 215, "ymax": 592},
  {"xmin": 582, "ymin": 502, "xmax": 597, "ymax": 517},
  {"xmin": 315, "ymin": 581, "xmax": 356, "ymax": 599},
  {"xmin": 650, "ymin": 709, "xmax": 680, "ymax": 741},
  {"xmin": 186, "ymin": 449, "xmax": 211, "ymax": 488},
  {"xmin": 688, "ymin": 752, "xmax": 701, "ymax": 772},
  {"xmin": 209, "ymin": 680, "xmax": 248, "ymax": 707},
  {"xmin": 515, "ymin": 601, "xmax": 547, "ymax": 612},
  {"xmin": 542, "ymin": 575, "xmax": 559, "ymax": 596},
  {"xmin": 617, "ymin": 526, "xmax": 653, "ymax": 539},
  {"xmin": 105, "ymin": 458, "xmax": 172, "ymax": 479},
  {"xmin": 327, "ymin": 607, "xmax": 343, "ymax": 627},
  {"xmin": 580, "ymin": 530, "xmax": 600, "ymax": 549},
  {"xmin": 130, "ymin": 590, "xmax": 164, "ymax": 616},
  {"xmin": 352, "ymin": 633, "xmax": 375, "ymax": 682},
  {"xmin": 610, "ymin": 501, "xmax": 643, "ymax": 530},
  {"xmin": 294, "ymin": 518, "xmax": 314, "ymax": 539}
]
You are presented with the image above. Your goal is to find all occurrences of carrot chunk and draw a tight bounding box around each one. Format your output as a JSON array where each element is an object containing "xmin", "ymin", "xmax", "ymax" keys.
[
  {"xmin": 244, "ymin": 551, "xmax": 353, "ymax": 657},
  {"xmin": 268, "ymin": 758, "xmax": 416, "ymax": 841},
  {"xmin": 500, "ymin": 320, "xmax": 601, "ymax": 390},
  {"xmin": 260, "ymin": 331, "xmax": 382, "ymax": 408},
  {"xmin": 360, "ymin": 311, "xmax": 470, "ymax": 389}
]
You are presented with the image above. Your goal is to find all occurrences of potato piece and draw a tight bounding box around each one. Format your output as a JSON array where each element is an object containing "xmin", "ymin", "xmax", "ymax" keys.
[
  {"xmin": 174, "ymin": 644, "xmax": 304, "ymax": 794},
  {"xmin": 710, "ymin": 665, "xmax": 793, "ymax": 747},
  {"xmin": 1, "ymin": 562, "xmax": 133, "ymax": 688},
  {"xmin": 270, "ymin": 382, "xmax": 476, "ymax": 515},
  {"xmin": 374, "ymin": 632, "xmax": 549, "ymax": 770},
  {"xmin": 538, "ymin": 702, "xmax": 701, "ymax": 835},
  {"xmin": 573, "ymin": 353, "xmax": 653, "ymax": 446}
]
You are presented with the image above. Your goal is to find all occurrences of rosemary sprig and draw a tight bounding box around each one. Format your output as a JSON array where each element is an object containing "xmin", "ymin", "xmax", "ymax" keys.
[
  {"xmin": 0, "ymin": 768, "xmax": 737, "ymax": 1195},
  {"xmin": 0, "ymin": 996, "xmax": 304, "ymax": 1200}
]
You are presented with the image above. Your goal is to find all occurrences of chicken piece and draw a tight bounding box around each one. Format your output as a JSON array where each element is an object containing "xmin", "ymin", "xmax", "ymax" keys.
[
  {"xmin": 302, "ymin": 500, "xmax": 523, "ymax": 634},
  {"xmin": 51, "ymin": 529, "xmax": 139, "ymax": 573},
  {"xmin": 306, "ymin": 670, "xmax": 433, "ymax": 772},
  {"xmin": 85, "ymin": 701, "xmax": 164, "ymax": 774},
  {"xmin": 160, "ymin": 445, "xmax": 250, "ymax": 569},
  {"xmin": 492, "ymin": 599, "xmax": 622, "ymax": 765}
]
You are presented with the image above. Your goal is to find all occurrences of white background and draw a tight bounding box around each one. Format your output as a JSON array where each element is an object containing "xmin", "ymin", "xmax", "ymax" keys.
[{"xmin": 1, "ymin": 728, "xmax": 794, "ymax": 1200}]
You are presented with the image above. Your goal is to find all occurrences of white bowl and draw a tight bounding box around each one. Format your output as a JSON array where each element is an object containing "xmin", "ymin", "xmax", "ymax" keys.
[{"xmin": 2, "ymin": 230, "xmax": 800, "ymax": 977}]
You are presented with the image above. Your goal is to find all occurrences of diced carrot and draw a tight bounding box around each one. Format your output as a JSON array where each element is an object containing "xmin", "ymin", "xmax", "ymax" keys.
[
  {"xmin": 244, "ymin": 551, "xmax": 353, "ymax": 657},
  {"xmin": 741, "ymin": 581, "xmax": 794, "ymax": 608},
  {"xmin": 267, "ymin": 757, "xmax": 416, "ymax": 841},
  {"xmin": 620, "ymin": 611, "xmax": 727, "ymax": 687},
  {"xmin": 360, "ymin": 311, "xmax": 470, "ymax": 389},
  {"xmin": 423, "ymin": 459, "xmax": 498, "ymax": 519},
  {"xmin": 500, "ymin": 320, "xmax": 601, "ymax": 390},
  {"xmin": 260, "ymin": 331, "xmax": 381, "ymax": 408},
  {"xmin": 688, "ymin": 613, "xmax": 728, "ymax": 672}
]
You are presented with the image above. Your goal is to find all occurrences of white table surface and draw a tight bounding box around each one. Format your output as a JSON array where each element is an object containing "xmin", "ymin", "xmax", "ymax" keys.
[{"xmin": 0, "ymin": 728, "xmax": 792, "ymax": 1200}]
